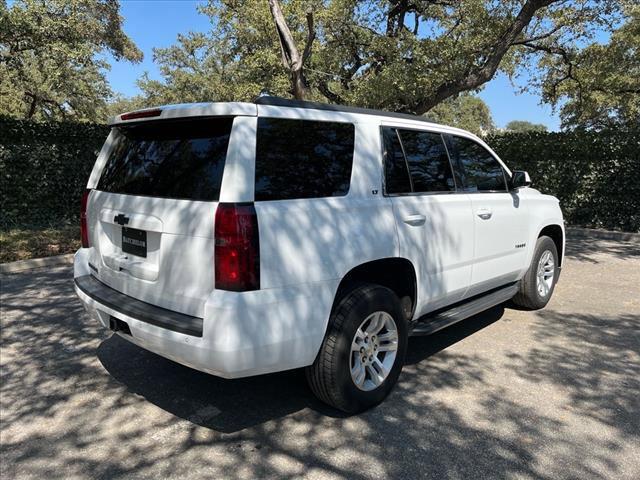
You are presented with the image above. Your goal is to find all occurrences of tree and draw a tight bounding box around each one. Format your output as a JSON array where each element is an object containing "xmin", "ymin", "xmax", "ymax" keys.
[
  {"xmin": 105, "ymin": 94, "xmax": 148, "ymax": 119},
  {"xmin": 0, "ymin": 0, "xmax": 142, "ymax": 121},
  {"xmin": 505, "ymin": 120, "xmax": 548, "ymax": 132},
  {"xmin": 428, "ymin": 94, "xmax": 495, "ymax": 136},
  {"xmin": 537, "ymin": 2, "xmax": 639, "ymax": 129},
  {"xmin": 139, "ymin": 0, "xmax": 625, "ymax": 116}
]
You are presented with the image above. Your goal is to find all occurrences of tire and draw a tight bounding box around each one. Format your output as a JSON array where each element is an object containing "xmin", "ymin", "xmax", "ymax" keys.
[
  {"xmin": 512, "ymin": 235, "xmax": 559, "ymax": 310},
  {"xmin": 305, "ymin": 284, "xmax": 408, "ymax": 413}
]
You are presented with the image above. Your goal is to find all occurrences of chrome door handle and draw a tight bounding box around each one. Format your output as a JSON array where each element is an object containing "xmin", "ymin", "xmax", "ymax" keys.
[
  {"xmin": 403, "ymin": 214, "xmax": 426, "ymax": 226},
  {"xmin": 476, "ymin": 208, "xmax": 493, "ymax": 220}
]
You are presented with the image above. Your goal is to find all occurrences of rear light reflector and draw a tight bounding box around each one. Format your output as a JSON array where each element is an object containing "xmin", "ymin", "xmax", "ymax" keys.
[
  {"xmin": 120, "ymin": 109, "xmax": 162, "ymax": 121},
  {"xmin": 80, "ymin": 189, "xmax": 91, "ymax": 248},
  {"xmin": 214, "ymin": 203, "xmax": 260, "ymax": 291}
]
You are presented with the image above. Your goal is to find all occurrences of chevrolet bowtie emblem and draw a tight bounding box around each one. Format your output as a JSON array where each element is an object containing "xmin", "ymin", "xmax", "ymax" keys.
[{"xmin": 113, "ymin": 214, "xmax": 130, "ymax": 225}]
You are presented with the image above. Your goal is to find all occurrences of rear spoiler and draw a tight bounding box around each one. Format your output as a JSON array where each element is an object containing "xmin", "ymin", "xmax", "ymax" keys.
[{"xmin": 108, "ymin": 102, "xmax": 258, "ymax": 126}]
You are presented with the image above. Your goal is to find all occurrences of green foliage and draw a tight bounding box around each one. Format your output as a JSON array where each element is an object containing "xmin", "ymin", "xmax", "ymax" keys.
[
  {"xmin": 138, "ymin": 1, "xmax": 292, "ymax": 104},
  {"xmin": 488, "ymin": 129, "xmax": 640, "ymax": 232},
  {"xmin": 428, "ymin": 95, "xmax": 495, "ymax": 136},
  {"xmin": 105, "ymin": 94, "xmax": 149, "ymax": 119},
  {"xmin": 0, "ymin": 116, "xmax": 110, "ymax": 228},
  {"xmin": 546, "ymin": 3, "xmax": 640, "ymax": 129},
  {"xmin": 505, "ymin": 120, "xmax": 548, "ymax": 132},
  {"xmin": 0, "ymin": 0, "xmax": 142, "ymax": 122},
  {"xmin": 138, "ymin": 0, "xmax": 624, "ymax": 117}
]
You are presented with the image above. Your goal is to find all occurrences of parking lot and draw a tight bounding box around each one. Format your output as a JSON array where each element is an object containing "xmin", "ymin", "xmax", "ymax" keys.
[{"xmin": 1, "ymin": 233, "xmax": 639, "ymax": 479}]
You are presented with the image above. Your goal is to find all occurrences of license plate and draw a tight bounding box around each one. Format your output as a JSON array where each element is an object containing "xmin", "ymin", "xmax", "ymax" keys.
[{"xmin": 122, "ymin": 227, "xmax": 147, "ymax": 258}]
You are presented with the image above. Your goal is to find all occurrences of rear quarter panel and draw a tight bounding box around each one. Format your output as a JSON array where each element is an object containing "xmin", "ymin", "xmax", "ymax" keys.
[{"xmin": 255, "ymin": 120, "xmax": 399, "ymax": 290}]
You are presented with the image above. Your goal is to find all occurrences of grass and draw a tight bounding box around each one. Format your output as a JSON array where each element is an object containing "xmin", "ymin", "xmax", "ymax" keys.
[{"xmin": 0, "ymin": 224, "xmax": 80, "ymax": 263}]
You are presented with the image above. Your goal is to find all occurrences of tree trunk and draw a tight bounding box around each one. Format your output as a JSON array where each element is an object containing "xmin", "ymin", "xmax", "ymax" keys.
[{"xmin": 267, "ymin": 0, "xmax": 314, "ymax": 100}]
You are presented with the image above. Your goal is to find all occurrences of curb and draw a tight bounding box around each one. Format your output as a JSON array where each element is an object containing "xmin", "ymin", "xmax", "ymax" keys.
[
  {"xmin": 0, "ymin": 253, "xmax": 74, "ymax": 274},
  {"xmin": 566, "ymin": 227, "xmax": 640, "ymax": 242}
]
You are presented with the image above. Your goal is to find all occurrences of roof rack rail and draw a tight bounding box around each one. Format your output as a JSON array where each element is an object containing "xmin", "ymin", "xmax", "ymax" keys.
[{"xmin": 254, "ymin": 96, "xmax": 439, "ymax": 125}]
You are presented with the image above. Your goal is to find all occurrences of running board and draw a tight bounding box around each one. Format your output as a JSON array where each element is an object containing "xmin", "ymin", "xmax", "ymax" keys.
[{"xmin": 409, "ymin": 283, "xmax": 518, "ymax": 336}]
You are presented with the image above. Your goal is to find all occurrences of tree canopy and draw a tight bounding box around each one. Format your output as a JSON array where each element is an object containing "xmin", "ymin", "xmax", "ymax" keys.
[
  {"xmin": 2, "ymin": 0, "xmax": 635, "ymax": 130},
  {"xmin": 428, "ymin": 94, "xmax": 495, "ymax": 136},
  {"xmin": 538, "ymin": 2, "xmax": 639, "ymax": 129},
  {"xmin": 505, "ymin": 120, "xmax": 548, "ymax": 132},
  {"xmin": 137, "ymin": 0, "xmax": 627, "ymax": 120},
  {"xmin": 0, "ymin": 0, "xmax": 142, "ymax": 121}
]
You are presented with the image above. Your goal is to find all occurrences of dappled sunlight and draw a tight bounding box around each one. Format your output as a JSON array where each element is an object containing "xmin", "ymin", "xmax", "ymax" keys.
[
  {"xmin": 564, "ymin": 235, "xmax": 640, "ymax": 264},
  {"xmin": 505, "ymin": 311, "xmax": 640, "ymax": 438},
  {"xmin": 2, "ymin": 228, "xmax": 639, "ymax": 478}
]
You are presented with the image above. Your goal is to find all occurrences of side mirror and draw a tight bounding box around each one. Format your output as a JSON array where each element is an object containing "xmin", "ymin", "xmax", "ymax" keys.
[{"xmin": 510, "ymin": 170, "xmax": 531, "ymax": 190}]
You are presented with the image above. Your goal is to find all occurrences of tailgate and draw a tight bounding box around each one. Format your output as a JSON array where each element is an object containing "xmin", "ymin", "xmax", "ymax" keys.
[{"xmin": 85, "ymin": 117, "xmax": 234, "ymax": 317}]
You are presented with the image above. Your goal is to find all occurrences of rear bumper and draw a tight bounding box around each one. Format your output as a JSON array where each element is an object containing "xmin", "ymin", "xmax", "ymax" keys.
[
  {"xmin": 75, "ymin": 275, "xmax": 203, "ymax": 337},
  {"xmin": 74, "ymin": 249, "xmax": 338, "ymax": 378}
]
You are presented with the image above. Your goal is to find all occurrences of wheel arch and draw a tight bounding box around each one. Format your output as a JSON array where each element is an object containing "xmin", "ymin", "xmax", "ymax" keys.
[
  {"xmin": 332, "ymin": 257, "xmax": 417, "ymax": 321},
  {"xmin": 538, "ymin": 224, "xmax": 564, "ymax": 266}
]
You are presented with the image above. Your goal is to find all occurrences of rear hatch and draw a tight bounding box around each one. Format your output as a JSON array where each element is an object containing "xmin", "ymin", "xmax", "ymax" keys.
[{"xmin": 86, "ymin": 117, "xmax": 233, "ymax": 317}]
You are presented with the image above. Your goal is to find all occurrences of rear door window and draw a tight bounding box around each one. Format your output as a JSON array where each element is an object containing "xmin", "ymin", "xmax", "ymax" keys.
[
  {"xmin": 382, "ymin": 127, "xmax": 456, "ymax": 195},
  {"xmin": 97, "ymin": 118, "xmax": 233, "ymax": 201},
  {"xmin": 254, "ymin": 118, "xmax": 354, "ymax": 201},
  {"xmin": 397, "ymin": 129, "xmax": 455, "ymax": 193},
  {"xmin": 447, "ymin": 135, "xmax": 507, "ymax": 192}
]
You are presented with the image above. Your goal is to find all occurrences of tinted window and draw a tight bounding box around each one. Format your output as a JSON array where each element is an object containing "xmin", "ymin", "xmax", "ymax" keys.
[
  {"xmin": 254, "ymin": 118, "xmax": 354, "ymax": 201},
  {"xmin": 397, "ymin": 129, "xmax": 455, "ymax": 193},
  {"xmin": 97, "ymin": 118, "xmax": 232, "ymax": 201},
  {"xmin": 449, "ymin": 136, "xmax": 507, "ymax": 192},
  {"xmin": 382, "ymin": 127, "xmax": 412, "ymax": 194}
]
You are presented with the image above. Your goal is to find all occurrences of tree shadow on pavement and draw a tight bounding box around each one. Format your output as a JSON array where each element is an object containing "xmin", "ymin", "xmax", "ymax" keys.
[
  {"xmin": 504, "ymin": 309, "xmax": 640, "ymax": 439},
  {"xmin": 96, "ymin": 305, "xmax": 507, "ymax": 433},
  {"xmin": 3, "ymin": 265, "xmax": 639, "ymax": 479},
  {"xmin": 93, "ymin": 303, "xmax": 561, "ymax": 480},
  {"xmin": 564, "ymin": 235, "xmax": 640, "ymax": 264}
]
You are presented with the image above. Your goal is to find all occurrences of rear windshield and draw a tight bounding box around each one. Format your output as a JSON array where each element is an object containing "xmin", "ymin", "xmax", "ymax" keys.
[{"xmin": 97, "ymin": 118, "xmax": 233, "ymax": 201}]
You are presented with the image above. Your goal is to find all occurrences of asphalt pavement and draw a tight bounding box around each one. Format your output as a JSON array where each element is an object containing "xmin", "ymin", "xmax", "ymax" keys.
[{"xmin": 1, "ymin": 234, "xmax": 639, "ymax": 479}]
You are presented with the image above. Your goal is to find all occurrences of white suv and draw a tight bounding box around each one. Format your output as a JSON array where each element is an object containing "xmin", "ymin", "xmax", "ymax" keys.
[{"xmin": 74, "ymin": 96, "xmax": 564, "ymax": 413}]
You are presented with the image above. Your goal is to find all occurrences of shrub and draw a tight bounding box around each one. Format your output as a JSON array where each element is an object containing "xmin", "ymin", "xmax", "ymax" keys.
[
  {"xmin": 488, "ymin": 129, "xmax": 639, "ymax": 232},
  {"xmin": 0, "ymin": 116, "xmax": 109, "ymax": 228}
]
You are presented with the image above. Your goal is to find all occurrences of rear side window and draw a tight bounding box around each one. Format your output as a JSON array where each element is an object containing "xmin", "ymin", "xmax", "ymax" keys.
[
  {"xmin": 448, "ymin": 135, "xmax": 507, "ymax": 192},
  {"xmin": 254, "ymin": 118, "xmax": 354, "ymax": 201},
  {"xmin": 397, "ymin": 129, "xmax": 455, "ymax": 193},
  {"xmin": 97, "ymin": 118, "xmax": 233, "ymax": 201}
]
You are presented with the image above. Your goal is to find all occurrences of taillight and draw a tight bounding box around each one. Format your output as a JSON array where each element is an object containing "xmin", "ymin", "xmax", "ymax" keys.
[
  {"xmin": 214, "ymin": 203, "xmax": 260, "ymax": 291},
  {"xmin": 120, "ymin": 108, "xmax": 162, "ymax": 121},
  {"xmin": 80, "ymin": 189, "xmax": 91, "ymax": 248}
]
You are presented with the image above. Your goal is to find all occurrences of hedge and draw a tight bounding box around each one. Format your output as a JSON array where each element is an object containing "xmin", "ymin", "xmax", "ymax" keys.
[
  {"xmin": 487, "ymin": 129, "xmax": 640, "ymax": 232},
  {"xmin": 0, "ymin": 116, "xmax": 109, "ymax": 228},
  {"xmin": 1, "ymin": 116, "xmax": 638, "ymax": 231}
]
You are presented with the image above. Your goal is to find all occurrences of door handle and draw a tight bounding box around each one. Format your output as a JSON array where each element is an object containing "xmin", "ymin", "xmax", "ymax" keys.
[
  {"xmin": 476, "ymin": 208, "xmax": 493, "ymax": 220},
  {"xmin": 403, "ymin": 214, "xmax": 426, "ymax": 226}
]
